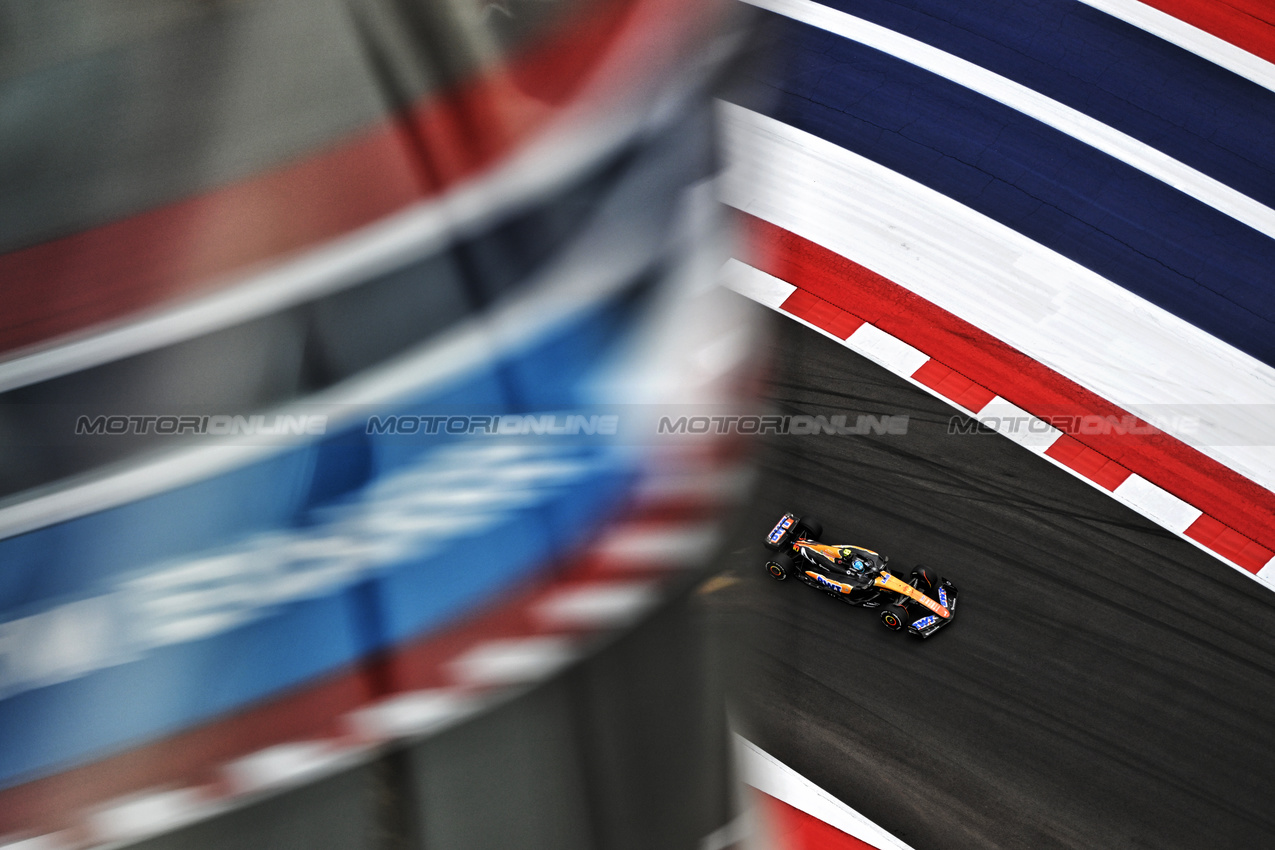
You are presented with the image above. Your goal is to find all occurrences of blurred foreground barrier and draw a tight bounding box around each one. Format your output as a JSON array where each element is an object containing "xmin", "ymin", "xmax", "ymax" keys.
[{"xmin": 113, "ymin": 584, "xmax": 736, "ymax": 850}]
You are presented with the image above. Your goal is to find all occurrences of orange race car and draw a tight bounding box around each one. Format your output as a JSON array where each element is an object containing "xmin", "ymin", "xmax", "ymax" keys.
[{"xmin": 763, "ymin": 513, "xmax": 958, "ymax": 638}]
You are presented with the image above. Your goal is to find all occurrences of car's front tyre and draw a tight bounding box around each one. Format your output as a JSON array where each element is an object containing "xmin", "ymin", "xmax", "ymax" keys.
[
  {"xmin": 880, "ymin": 603, "xmax": 909, "ymax": 631},
  {"xmin": 765, "ymin": 560, "xmax": 791, "ymax": 581}
]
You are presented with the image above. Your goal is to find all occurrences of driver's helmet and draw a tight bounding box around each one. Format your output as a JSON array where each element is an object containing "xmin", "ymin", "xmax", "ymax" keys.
[{"xmin": 837, "ymin": 548, "xmax": 869, "ymax": 573}]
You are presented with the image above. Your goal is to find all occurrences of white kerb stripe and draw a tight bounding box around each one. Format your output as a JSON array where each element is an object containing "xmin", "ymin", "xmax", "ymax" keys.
[
  {"xmin": 1112, "ymin": 474, "xmax": 1204, "ymax": 532},
  {"xmin": 742, "ymin": 0, "xmax": 1275, "ymax": 242},
  {"xmin": 976, "ymin": 400, "xmax": 1064, "ymax": 453},
  {"xmin": 1257, "ymin": 561, "xmax": 1275, "ymax": 586},
  {"xmin": 719, "ymin": 103, "xmax": 1275, "ymax": 497},
  {"xmin": 734, "ymin": 735, "xmax": 917, "ymax": 850},
  {"xmin": 719, "ymin": 258, "xmax": 796, "ymax": 308},
  {"xmin": 846, "ymin": 325, "xmax": 930, "ymax": 377},
  {"xmin": 1075, "ymin": 0, "xmax": 1275, "ymax": 94}
]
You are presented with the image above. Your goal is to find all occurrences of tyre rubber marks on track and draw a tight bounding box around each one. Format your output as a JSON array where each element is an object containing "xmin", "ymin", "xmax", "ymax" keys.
[{"xmin": 721, "ymin": 259, "xmax": 1275, "ymax": 585}]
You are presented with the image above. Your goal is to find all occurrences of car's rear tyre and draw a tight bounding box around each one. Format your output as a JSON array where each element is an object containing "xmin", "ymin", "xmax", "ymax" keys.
[
  {"xmin": 795, "ymin": 516, "xmax": 822, "ymax": 541},
  {"xmin": 880, "ymin": 603, "xmax": 908, "ymax": 631},
  {"xmin": 765, "ymin": 560, "xmax": 791, "ymax": 581},
  {"xmin": 910, "ymin": 567, "xmax": 941, "ymax": 594}
]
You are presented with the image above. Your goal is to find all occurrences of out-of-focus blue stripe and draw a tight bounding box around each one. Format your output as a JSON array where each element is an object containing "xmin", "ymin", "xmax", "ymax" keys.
[{"xmin": 0, "ymin": 281, "xmax": 647, "ymax": 789}]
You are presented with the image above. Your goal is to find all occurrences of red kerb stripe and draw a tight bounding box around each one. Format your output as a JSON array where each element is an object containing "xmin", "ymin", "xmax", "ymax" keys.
[
  {"xmin": 758, "ymin": 792, "xmax": 883, "ymax": 850},
  {"xmin": 780, "ymin": 289, "xmax": 865, "ymax": 339},
  {"xmin": 1044, "ymin": 435, "xmax": 1133, "ymax": 491},
  {"xmin": 911, "ymin": 359, "xmax": 996, "ymax": 413},
  {"xmin": 1138, "ymin": 0, "xmax": 1275, "ymax": 65},
  {"xmin": 1185, "ymin": 514, "xmax": 1275, "ymax": 573},
  {"xmin": 743, "ymin": 213, "xmax": 1275, "ymax": 555}
]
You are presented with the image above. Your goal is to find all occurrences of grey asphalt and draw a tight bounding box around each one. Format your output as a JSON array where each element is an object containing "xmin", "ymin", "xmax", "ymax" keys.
[{"xmin": 707, "ymin": 302, "xmax": 1275, "ymax": 850}]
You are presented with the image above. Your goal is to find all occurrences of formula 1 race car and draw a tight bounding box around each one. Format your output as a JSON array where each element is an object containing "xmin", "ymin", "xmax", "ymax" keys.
[{"xmin": 763, "ymin": 513, "xmax": 958, "ymax": 638}]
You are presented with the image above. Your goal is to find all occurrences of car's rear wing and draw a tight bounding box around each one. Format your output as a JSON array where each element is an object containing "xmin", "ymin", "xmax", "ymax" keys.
[{"xmin": 764, "ymin": 513, "xmax": 797, "ymax": 551}]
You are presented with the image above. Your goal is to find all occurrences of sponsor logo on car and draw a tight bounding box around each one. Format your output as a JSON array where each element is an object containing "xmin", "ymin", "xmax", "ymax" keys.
[
  {"xmin": 938, "ymin": 587, "xmax": 948, "ymax": 607},
  {"xmin": 768, "ymin": 516, "xmax": 794, "ymax": 543},
  {"xmin": 911, "ymin": 615, "xmax": 938, "ymax": 630},
  {"xmin": 808, "ymin": 572, "xmax": 847, "ymax": 593}
]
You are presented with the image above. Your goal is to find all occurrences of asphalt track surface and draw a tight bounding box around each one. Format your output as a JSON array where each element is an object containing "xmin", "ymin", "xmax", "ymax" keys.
[{"xmin": 708, "ymin": 303, "xmax": 1275, "ymax": 850}]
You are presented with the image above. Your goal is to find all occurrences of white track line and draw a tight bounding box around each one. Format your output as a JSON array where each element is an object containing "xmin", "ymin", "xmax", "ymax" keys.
[
  {"xmin": 719, "ymin": 102, "xmax": 1275, "ymax": 499},
  {"xmin": 735, "ymin": 735, "xmax": 917, "ymax": 850},
  {"xmin": 1076, "ymin": 0, "xmax": 1275, "ymax": 93},
  {"xmin": 742, "ymin": 0, "xmax": 1275, "ymax": 241}
]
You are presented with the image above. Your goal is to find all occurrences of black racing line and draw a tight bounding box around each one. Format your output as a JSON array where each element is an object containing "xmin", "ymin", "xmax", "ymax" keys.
[{"xmin": 707, "ymin": 304, "xmax": 1275, "ymax": 850}]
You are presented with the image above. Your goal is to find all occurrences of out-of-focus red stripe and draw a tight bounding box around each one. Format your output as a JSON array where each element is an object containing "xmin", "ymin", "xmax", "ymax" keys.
[
  {"xmin": 742, "ymin": 213, "xmax": 1275, "ymax": 563},
  {"xmin": 759, "ymin": 792, "xmax": 883, "ymax": 850},
  {"xmin": 0, "ymin": 0, "xmax": 656, "ymax": 358},
  {"xmin": 1137, "ymin": 0, "xmax": 1275, "ymax": 65}
]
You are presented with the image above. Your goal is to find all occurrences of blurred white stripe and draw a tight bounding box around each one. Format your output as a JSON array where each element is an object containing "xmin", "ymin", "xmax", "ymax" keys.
[
  {"xmin": 0, "ymin": 835, "xmax": 69, "ymax": 850},
  {"xmin": 596, "ymin": 524, "xmax": 720, "ymax": 567},
  {"xmin": 448, "ymin": 636, "xmax": 578, "ymax": 686},
  {"xmin": 87, "ymin": 788, "xmax": 211, "ymax": 844},
  {"xmin": 347, "ymin": 689, "xmax": 478, "ymax": 740},
  {"xmin": 534, "ymin": 582, "xmax": 658, "ymax": 628},
  {"xmin": 0, "ymin": 92, "xmax": 676, "ymax": 395},
  {"xmin": 222, "ymin": 742, "xmax": 356, "ymax": 795}
]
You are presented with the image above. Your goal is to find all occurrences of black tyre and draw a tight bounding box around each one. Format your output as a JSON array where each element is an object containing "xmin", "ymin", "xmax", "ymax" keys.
[
  {"xmin": 879, "ymin": 603, "xmax": 908, "ymax": 631},
  {"xmin": 910, "ymin": 567, "xmax": 941, "ymax": 594},
  {"xmin": 765, "ymin": 560, "xmax": 792, "ymax": 581},
  {"xmin": 795, "ymin": 516, "xmax": 823, "ymax": 541}
]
